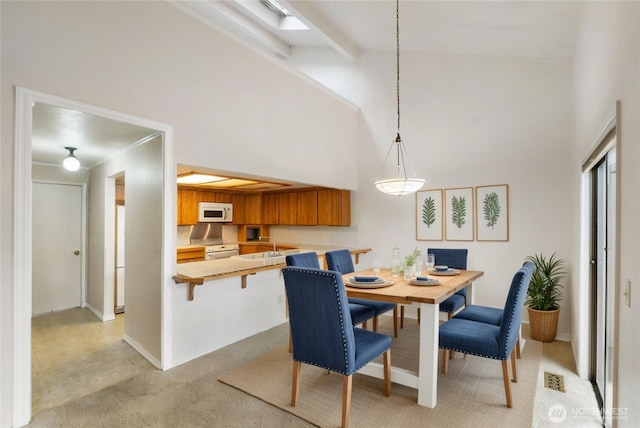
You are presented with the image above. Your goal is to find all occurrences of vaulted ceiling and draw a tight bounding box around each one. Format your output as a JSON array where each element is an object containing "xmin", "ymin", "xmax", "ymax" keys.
[{"xmin": 32, "ymin": 1, "xmax": 583, "ymax": 188}]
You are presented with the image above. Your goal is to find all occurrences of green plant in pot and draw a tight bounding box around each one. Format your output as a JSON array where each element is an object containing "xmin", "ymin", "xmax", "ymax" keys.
[
  {"xmin": 403, "ymin": 247, "xmax": 421, "ymax": 279},
  {"xmin": 525, "ymin": 252, "xmax": 565, "ymax": 342}
]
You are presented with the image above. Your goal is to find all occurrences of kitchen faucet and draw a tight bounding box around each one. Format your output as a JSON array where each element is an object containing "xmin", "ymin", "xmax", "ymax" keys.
[{"xmin": 259, "ymin": 236, "xmax": 278, "ymax": 255}]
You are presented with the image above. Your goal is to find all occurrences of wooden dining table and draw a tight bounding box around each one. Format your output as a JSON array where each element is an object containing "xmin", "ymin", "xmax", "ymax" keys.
[{"xmin": 342, "ymin": 268, "xmax": 484, "ymax": 408}]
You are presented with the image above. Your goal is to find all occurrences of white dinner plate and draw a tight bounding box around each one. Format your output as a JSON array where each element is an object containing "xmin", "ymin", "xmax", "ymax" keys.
[
  {"xmin": 429, "ymin": 268, "xmax": 461, "ymax": 276},
  {"xmin": 346, "ymin": 278, "xmax": 394, "ymax": 288}
]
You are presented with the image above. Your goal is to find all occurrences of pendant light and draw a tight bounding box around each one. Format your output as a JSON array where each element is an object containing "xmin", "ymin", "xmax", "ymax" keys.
[
  {"xmin": 63, "ymin": 146, "xmax": 80, "ymax": 171},
  {"xmin": 374, "ymin": 0, "xmax": 425, "ymax": 196}
]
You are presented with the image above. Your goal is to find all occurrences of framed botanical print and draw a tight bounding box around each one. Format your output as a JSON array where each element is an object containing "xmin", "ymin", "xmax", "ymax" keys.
[
  {"xmin": 444, "ymin": 187, "xmax": 474, "ymax": 241},
  {"xmin": 475, "ymin": 184, "xmax": 509, "ymax": 241},
  {"xmin": 416, "ymin": 189, "xmax": 443, "ymax": 241}
]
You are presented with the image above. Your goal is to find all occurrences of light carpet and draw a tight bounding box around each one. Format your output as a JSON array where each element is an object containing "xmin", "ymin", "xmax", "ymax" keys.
[{"xmin": 219, "ymin": 319, "xmax": 543, "ymax": 428}]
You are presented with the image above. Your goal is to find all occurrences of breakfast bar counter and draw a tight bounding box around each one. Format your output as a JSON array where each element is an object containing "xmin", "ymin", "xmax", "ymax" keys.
[{"xmin": 173, "ymin": 246, "xmax": 371, "ymax": 300}]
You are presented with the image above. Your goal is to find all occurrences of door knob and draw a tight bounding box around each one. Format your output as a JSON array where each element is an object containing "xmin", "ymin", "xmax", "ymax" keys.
[{"xmin": 74, "ymin": 250, "xmax": 80, "ymax": 255}]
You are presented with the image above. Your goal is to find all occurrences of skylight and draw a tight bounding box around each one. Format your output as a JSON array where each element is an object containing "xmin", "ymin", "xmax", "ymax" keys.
[{"xmin": 260, "ymin": 0, "xmax": 291, "ymax": 17}]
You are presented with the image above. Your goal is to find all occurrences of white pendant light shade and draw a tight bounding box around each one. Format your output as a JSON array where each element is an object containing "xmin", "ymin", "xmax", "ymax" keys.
[
  {"xmin": 375, "ymin": 177, "xmax": 425, "ymax": 196},
  {"xmin": 63, "ymin": 147, "xmax": 80, "ymax": 171}
]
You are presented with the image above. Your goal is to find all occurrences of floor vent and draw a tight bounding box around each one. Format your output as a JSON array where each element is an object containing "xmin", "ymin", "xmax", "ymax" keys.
[{"xmin": 544, "ymin": 371, "xmax": 565, "ymax": 392}]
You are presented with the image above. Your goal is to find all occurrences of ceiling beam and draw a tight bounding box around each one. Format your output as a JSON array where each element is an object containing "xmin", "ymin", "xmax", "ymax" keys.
[
  {"xmin": 169, "ymin": 0, "xmax": 291, "ymax": 59},
  {"xmin": 279, "ymin": 0, "xmax": 360, "ymax": 60}
]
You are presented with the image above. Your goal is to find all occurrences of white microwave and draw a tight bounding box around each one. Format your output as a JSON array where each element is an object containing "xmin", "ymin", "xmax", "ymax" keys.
[{"xmin": 198, "ymin": 202, "xmax": 233, "ymax": 223}]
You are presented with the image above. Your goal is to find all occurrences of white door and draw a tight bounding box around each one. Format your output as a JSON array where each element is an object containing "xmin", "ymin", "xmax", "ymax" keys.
[{"xmin": 32, "ymin": 182, "xmax": 84, "ymax": 315}]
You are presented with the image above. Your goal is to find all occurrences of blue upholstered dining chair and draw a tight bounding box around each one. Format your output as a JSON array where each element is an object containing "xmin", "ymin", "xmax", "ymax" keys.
[
  {"xmin": 453, "ymin": 262, "xmax": 531, "ymax": 359},
  {"xmin": 438, "ymin": 261, "xmax": 534, "ymax": 408},
  {"xmin": 325, "ymin": 249, "xmax": 398, "ymax": 337},
  {"xmin": 285, "ymin": 252, "xmax": 376, "ymax": 343},
  {"xmin": 400, "ymin": 248, "xmax": 468, "ymax": 328},
  {"xmin": 282, "ymin": 267, "xmax": 392, "ymax": 428}
]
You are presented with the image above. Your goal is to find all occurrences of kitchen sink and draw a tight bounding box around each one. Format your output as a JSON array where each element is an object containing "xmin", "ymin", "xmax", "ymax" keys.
[{"xmin": 232, "ymin": 249, "xmax": 300, "ymax": 261}]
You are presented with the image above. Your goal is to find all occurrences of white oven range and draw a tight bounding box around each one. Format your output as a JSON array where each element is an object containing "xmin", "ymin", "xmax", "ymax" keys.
[{"xmin": 204, "ymin": 243, "xmax": 239, "ymax": 260}]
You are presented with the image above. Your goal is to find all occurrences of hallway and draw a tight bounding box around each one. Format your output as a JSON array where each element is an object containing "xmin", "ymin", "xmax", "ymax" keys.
[{"xmin": 31, "ymin": 308, "xmax": 154, "ymax": 416}]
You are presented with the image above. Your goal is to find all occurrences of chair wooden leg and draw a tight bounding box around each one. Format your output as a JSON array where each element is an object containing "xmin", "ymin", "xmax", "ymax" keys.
[
  {"xmin": 373, "ymin": 316, "xmax": 379, "ymax": 332},
  {"xmin": 441, "ymin": 349, "xmax": 449, "ymax": 374},
  {"xmin": 288, "ymin": 327, "xmax": 292, "ymax": 353},
  {"xmin": 392, "ymin": 306, "xmax": 398, "ymax": 337},
  {"xmin": 342, "ymin": 375, "xmax": 353, "ymax": 428},
  {"xmin": 291, "ymin": 361, "xmax": 301, "ymax": 406},
  {"xmin": 362, "ymin": 320, "xmax": 368, "ymax": 330},
  {"xmin": 383, "ymin": 350, "xmax": 391, "ymax": 396},
  {"xmin": 447, "ymin": 313, "xmax": 455, "ymax": 359},
  {"xmin": 511, "ymin": 350, "xmax": 518, "ymax": 383},
  {"xmin": 400, "ymin": 306, "xmax": 405, "ymax": 329},
  {"xmin": 501, "ymin": 359, "xmax": 513, "ymax": 408},
  {"xmin": 516, "ymin": 336, "xmax": 521, "ymax": 359}
]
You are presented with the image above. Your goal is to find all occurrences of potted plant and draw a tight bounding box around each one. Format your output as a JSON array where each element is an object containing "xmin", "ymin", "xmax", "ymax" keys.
[
  {"xmin": 403, "ymin": 247, "xmax": 422, "ymax": 280},
  {"xmin": 525, "ymin": 252, "xmax": 565, "ymax": 342}
]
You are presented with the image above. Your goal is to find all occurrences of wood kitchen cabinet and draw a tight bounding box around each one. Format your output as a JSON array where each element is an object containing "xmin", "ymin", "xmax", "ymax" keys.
[
  {"xmin": 278, "ymin": 192, "xmax": 297, "ymax": 225},
  {"xmin": 231, "ymin": 193, "xmax": 244, "ymax": 225},
  {"xmin": 261, "ymin": 193, "xmax": 279, "ymax": 224},
  {"xmin": 239, "ymin": 244, "xmax": 259, "ymax": 255},
  {"xmin": 244, "ymin": 194, "xmax": 262, "ymax": 224},
  {"xmin": 296, "ymin": 190, "xmax": 318, "ymax": 225},
  {"xmin": 318, "ymin": 189, "xmax": 351, "ymax": 226},
  {"xmin": 177, "ymin": 246, "xmax": 204, "ymax": 263},
  {"xmin": 178, "ymin": 189, "xmax": 199, "ymax": 225},
  {"xmin": 198, "ymin": 190, "xmax": 217, "ymax": 202}
]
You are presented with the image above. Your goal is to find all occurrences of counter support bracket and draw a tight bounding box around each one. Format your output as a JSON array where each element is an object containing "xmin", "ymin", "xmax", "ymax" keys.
[
  {"xmin": 241, "ymin": 272, "xmax": 256, "ymax": 289},
  {"xmin": 173, "ymin": 275, "xmax": 204, "ymax": 301}
]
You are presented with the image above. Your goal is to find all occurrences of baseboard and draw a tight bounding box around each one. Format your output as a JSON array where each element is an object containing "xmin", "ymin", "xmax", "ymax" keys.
[
  {"xmin": 86, "ymin": 303, "xmax": 115, "ymax": 321},
  {"xmin": 123, "ymin": 333, "xmax": 162, "ymax": 369}
]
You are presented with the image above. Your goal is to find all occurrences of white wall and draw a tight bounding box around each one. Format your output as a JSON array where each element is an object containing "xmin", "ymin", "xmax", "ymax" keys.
[
  {"xmin": 292, "ymin": 47, "xmax": 574, "ymax": 334},
  {"xmin": 572, "ymin": 2, "xmax": 639, "ymax": 426},
  {"xmin": 88, "ymin": 137, "xmax": 164, "ymax": 363}
]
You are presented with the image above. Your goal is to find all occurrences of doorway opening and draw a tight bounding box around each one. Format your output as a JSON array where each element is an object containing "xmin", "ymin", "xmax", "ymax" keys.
[{"xmin": 14, "ymin": 87, "xmax": 174, "ymax": 426}]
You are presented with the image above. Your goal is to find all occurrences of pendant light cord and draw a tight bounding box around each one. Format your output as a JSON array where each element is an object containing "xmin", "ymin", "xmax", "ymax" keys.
[{"xmin": 396, "ymin": 0, "xmax": 401, "ymax": 136}]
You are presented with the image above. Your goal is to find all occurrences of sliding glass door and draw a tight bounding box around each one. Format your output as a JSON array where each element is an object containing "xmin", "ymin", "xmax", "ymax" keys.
[{"xmin": 590, "ymin": 147, "xmax": 616, "ymax": 427}]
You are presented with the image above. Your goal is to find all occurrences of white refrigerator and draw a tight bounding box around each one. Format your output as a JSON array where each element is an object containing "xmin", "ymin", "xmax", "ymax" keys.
[{"xmin": 115, "ymin": 204, "xmax": 125, "ymax": 313}]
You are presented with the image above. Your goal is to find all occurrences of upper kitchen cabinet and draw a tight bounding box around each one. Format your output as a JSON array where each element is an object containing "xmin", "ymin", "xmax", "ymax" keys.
[
  {"xmin": 244, "ymin": 194, "xmax": 262, "ymax": 224},
  {"xmin": 318, "ymin": 189, "xmax": 351, "ymax": 226},
  {"xmin": 278, "ymin": 192, "xmax": 297, "ymax": 225},
  {"xmin": 231, "ymin": 193, "xmax": 244, "ymax": 225},
  {"xmin": 296, "ymin": 190, "xmax": 318, "ymax": 225},
  {"xmin": 261, "ymin": 193, "xmax": 279, "ymax": 224},
  {"xmin": 178, "ymin": 188, "xmax": 198, "ymax": 225},
  {"xmin": 198, "ymin": 190, "xmax": 217, "ymax": 202}
]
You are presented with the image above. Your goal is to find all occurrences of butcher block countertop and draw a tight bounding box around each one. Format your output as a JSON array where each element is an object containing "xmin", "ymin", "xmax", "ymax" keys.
[{"xmin": 173, "ymin": 245, "xmax": 371, "ymax": 301}]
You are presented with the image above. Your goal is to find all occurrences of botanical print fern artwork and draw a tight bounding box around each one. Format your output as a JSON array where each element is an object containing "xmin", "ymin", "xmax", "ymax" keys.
[
  {"xmin": 476, "ymin": 184, "xmax": 509, "ymax": 241},
  {"xmin": 450, "ymin": 195, "xmax": 467, "ymax": 228},
  {"xmin": 444, "ymin": 188, "xmax": 473, "ymax": 241},
  {"xmin": 416, "ymin": 189, "xmax": 443, "ymax": 240},
  {"xmin": 483, "ymin": 191, "xmax": 501, "ymax": 229}
]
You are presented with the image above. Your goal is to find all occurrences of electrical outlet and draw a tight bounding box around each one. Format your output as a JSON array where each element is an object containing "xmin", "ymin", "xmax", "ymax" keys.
[
  {"xmin": 320, "ymin": 231, "xmax": 326, "ymax": 240},
  {"xmin": 623, "ymin": 279, "xmax": 631, "ymax": 308}
]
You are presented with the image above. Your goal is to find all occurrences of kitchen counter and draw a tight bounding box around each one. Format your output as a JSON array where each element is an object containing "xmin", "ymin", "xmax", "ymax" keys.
[{"xmin": 173, "ymin": 245, "xmax": 371, "ymax": 300}]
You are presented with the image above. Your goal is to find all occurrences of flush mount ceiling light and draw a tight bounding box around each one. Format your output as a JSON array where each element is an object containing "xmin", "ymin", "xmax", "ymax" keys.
[
  {"xmin": 177, "ymin": 172, "xmax": 227, "ymax": 185},
  {"xmin": 62, "ymin": 146, "xmax": 80, "ymax": 171},
  {"xmin": 374, "ymin": 0, "xmax": 425, "ymax": 196}
]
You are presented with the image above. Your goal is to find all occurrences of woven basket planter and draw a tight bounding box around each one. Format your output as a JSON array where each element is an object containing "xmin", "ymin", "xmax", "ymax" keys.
[{"xmin": 527, "ymin": 306, "xmax": 560, "ymax": 342}]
